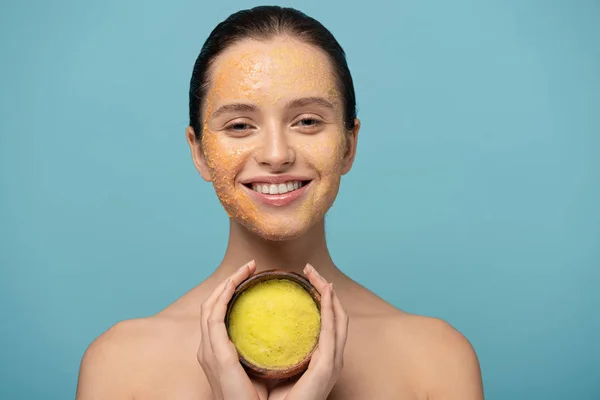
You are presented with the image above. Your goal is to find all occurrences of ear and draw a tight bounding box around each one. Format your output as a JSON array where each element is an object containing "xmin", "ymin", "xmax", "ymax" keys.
[
  {"xmin": 186, "ymin": 126, "xmax": 213, "ymax": 182},
  {"xmin": 341, "ymin": 118, "xmax": 360, "ymax": 175}
]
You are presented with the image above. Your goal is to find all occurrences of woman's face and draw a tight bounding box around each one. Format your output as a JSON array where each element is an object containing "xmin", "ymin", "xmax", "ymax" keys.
[{"xmin": 187, "ymin": 37, "xmax": 359, "ymax": 241}]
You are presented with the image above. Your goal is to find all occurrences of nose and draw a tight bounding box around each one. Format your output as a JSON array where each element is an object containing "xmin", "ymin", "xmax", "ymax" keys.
[{"xmin": 254, "ymin": 125, "xmax": 295, "ymax": 170}]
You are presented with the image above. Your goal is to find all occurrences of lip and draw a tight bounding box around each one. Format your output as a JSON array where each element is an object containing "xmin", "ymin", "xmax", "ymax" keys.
[
  {"xmin": 240, "ymin": 175, "xmax": 313, "ymax": 185},
  {"xmin": 242, "ymin": 180, "xmax": 312, "ymax": 207}
]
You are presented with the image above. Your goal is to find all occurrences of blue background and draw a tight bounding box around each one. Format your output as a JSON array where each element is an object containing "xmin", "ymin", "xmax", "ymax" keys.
[{"xmin": 1, "ymin": 0, "xmax": 598, "ymax": 399}]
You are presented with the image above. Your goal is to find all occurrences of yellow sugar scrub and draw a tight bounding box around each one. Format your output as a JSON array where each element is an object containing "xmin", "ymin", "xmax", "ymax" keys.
[{"xmin": 226, "ymin": 270, "xmax": 321, "ymax": 379}]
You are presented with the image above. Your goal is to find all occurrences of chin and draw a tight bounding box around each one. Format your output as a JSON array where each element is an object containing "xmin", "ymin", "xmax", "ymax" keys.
[
  {"xmin": 237, "ymin": 214, "xmax": 321, "ymax": 242},
  {"xmin": 245, "ymin": 223, "xmax": 311, "ymax": 242},
  {"xmin": 223, "ymin": 188, "xmax": 337, "ymax": 242}
]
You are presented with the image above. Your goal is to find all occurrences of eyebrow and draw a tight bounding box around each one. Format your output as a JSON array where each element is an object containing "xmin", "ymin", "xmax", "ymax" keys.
[
  {"xmin": 285, "ymin": 97, "xmax": 335, "ymax": 111},
  {"xmin": 211, "ymin": 97, "xmax": 335, "ymax": 119},
  {"xmin": 211, "ymin": 103, "xmax": 258, "ymax": 119}
]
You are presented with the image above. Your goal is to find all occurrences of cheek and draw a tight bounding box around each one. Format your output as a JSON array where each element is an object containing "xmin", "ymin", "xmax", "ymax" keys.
[
  {"xmin": 202, "ymin": 132, "xmax": 259, "ymax": 219},
  {"xmin": 201, "ymin": 132, "xmax": 252, "ymax": 193},
  {"xmin": 304, "ymin": 132, "xmax": 346, "ymax": 178}
]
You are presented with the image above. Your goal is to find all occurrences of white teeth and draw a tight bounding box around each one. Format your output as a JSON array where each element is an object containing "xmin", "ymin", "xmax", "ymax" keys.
[{"xmin": 249, "ymin": 180, "xmax": 306, "ymax": 195}]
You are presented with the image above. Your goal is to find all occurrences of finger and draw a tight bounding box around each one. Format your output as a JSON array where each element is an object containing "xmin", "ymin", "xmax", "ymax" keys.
[
  {"xmin": 207, "ymin": 259, "xmax": 256, "ymax": 342},
  {"xmin": 208, "ymin": 261, "xmax": 256, "ymax": 371},
  {"xmin": 317, "ymin": 283, "xmax": 335, "ymax": 362},
  {"xmin": 208, "ymin": 279, "xmax": 241, "ymax": 362},
  {"xmin": 303, "ymin": 263, "xmax": 329, "ymax": 294},
  {"xmin": 251, "ymin": 379, "xmax": 269, "ymax": 400},
  {"xmin": 199, "ymin": 261, "xmax": 255, "ymax": 372},
  {"xmin": 205, "ymin": 260, "xmax": 256, "ymax": 309},
  {"xmin": 227, "ymin": 259, "xmax": 257, "ymax": 297},
  {"xmin": 331, "ymin": 286, "xmax": 349, "ymax": 369},
  {"xmin": 199, "ymin": 302, "xmax": 222, "ymax": 399},
  {"xmin": 200, "ymin": 301, "xmax": 214, "ymax": 368}
]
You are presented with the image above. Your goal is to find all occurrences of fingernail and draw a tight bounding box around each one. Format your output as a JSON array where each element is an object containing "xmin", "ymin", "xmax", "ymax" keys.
[
  {"xmin": 330, "ymin": 283, "xmax": 334, "ymax": 290},
  {"xmin": 306, "ymin": 263, "xmax": 315, "ymax": 274},
  {"xmin": 238, "ymin": 260, "xmax": 252, "ymax": 272}
]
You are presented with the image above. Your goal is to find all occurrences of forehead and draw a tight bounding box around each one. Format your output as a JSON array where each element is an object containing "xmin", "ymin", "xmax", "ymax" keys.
[{"xmin": 206, "ymin": 37, "xmax": 339, "ymax": 104}]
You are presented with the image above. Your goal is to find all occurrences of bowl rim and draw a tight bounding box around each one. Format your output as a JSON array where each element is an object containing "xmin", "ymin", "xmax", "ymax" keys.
[{"xmin": 225, "ymin": 269, "xmax": 322, "ymax": 380}]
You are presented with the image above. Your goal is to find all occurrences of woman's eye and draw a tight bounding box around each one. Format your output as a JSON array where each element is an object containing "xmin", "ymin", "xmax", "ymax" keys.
[
  {"xmin": 228, "ymin": 123, "xmax": 251, "ymax": 131},
  {"xmin": 298, "ymin": 118, "xmax": 319, "ymax": 126},
  {"xmin": 224, "ymin": 121, "xmax": 256, "ymax": 136},
  {"xmin": 294, "ymin": 118, "xmax": 323, "ymax": 132}
]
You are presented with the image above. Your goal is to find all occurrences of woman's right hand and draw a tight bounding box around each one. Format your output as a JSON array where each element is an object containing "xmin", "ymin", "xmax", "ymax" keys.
[{"xmin": 198, "ymin": 260, "xmax": 267, "ymax": 400}]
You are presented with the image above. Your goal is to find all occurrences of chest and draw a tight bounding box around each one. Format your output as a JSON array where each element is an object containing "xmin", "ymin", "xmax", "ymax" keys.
[
  {"xmin": 133, "ymin": 351, "xmax": 421, "ymax": 400},
  {"xmin": 135, "ymin": 376, "xmax": 418, "ymax": 400},
  {"xmin": 133, "ymin": 319, "xmax": 424, "ymax": 400}
]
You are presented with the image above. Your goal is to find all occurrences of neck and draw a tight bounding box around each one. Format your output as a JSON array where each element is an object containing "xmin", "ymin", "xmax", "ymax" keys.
[{"xmin": 215, "ymin": 219, "xmax": 340, "ymax": 280}]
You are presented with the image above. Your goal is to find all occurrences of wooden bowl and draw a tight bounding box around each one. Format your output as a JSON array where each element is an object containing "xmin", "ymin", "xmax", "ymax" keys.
[{"xmin": 225, "ymin": 269, "xmax": 321, "ymax": 380}]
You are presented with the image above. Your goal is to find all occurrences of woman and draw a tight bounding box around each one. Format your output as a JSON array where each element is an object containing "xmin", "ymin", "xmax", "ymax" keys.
[{"xmin": 77, "ymin": 6, "xmax": 484, "ymax": 399}]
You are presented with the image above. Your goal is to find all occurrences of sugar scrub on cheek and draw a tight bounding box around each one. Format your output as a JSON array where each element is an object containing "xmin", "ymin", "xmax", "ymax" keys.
[
  {"xmin": 293, "ymin": 128, "xmax": 347, "ymax": 222},
  {"xmin": 201, "ymin": 131, "xmax": 285, "ymax": 237},
  {"xmin": 200, "ymin": 123, "xmax": 265, "ymax": 229},
  {"xmin": 226, "ymin": 275, "xmax": 321, "ymax": 374}
]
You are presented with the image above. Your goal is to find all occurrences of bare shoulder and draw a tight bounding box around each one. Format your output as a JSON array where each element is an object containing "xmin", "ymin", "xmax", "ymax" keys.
[
  {"xmin": 382, "ymin": 313, "xmax": 484, "ymax": 399},
  {"xmin": 76, "ymin": 314, "xmax": 201, "ymax": 399},
  {"xmin": 76, "ymin": 318, "xmax": 154, "ymax": 399},
  {"xmin": 336, "ymin": 281, "xmax": 483, "ymax": 398}
]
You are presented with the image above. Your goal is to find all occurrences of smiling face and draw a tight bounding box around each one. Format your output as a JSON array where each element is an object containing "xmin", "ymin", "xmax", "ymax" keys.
[{"xmin": 187, "ymin": 36, "xmax": 359, "ymax": 241}]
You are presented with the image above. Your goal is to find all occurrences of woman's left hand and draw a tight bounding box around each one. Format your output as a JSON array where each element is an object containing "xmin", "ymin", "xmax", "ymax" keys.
[{"xmin": 268, "ymin": 264, "xmax": 350, "ymax": 400}]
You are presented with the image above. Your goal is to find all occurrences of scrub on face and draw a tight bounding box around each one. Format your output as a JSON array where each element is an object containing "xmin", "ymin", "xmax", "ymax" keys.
[
  {"xmin": 227, "ymin": 279, "xmax": 321, "ymax": 370},
  {"xmin": 201, "ymin": 38, "xmax": 348, "ymax": 240}
]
